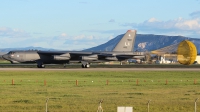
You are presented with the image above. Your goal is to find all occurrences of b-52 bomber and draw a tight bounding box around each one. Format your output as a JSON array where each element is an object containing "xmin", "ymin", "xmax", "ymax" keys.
[{"xmin": 2, "ymin": 30, "xmax": 145, "ymax": 68}]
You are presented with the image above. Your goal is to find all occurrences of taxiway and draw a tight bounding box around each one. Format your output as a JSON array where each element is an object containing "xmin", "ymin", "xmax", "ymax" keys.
[{"xmin": 0, "ymin": 68, "xmax": 199, "ymax": 71}]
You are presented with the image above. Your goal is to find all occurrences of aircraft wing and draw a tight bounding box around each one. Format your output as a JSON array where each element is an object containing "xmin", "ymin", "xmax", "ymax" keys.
[
  {"xmin": 37, "ymin": 51, "xmax": 145, "ymax": 59},
  {"xmin": 37, "ymin": 51, "xmax": 68, "ymax": 55},
  {"xmin": 37, "ymin": 51, "xmax": 93, "ymax": 55}
]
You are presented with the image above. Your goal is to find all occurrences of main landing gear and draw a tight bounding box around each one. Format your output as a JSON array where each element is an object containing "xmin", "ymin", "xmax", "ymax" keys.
[
  {"xmin": 81, "ymin": 61, "xmax": 90, "ymax": 68},
  {"xmin": 82, "ymin": 63, "xmax": 90, "ymax": 68},
  {"xmin": 37, "ymin": 64, "xmax": 45, "ymax": 68},
  {"xmin": 120, "ymin": 61, "xmax": 123, "ymax": 65}
]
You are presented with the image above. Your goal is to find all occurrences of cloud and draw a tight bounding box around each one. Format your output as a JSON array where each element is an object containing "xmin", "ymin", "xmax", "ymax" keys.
[
  {"xmin": 55, "ymin": 33, "xmax": 68, "ymax": 40},
  {"xmin": 55, "ymin": 33, "xmax": 96, "ymax": 41},
  {"xmin": 174, "ymin": 18, "xmax": 200, "ymax": 30},
  {"xmin": 74, "ymin": 35, "xmax": 95, "ymax": 40},
  {"xmin": 74, "ymin": 35, "xmax": 86, "ymax": 40},
  {"xmin": 190, "ymin": 11, "xmax": 200, "ymax": 18},
  {"xmin": 109, "ymin": 19, "xmax": 115, "ymax": 23},
  {"xmin": 60, "ymin": 33, "xmax": 67, "ymax": 37},
  {"xmin": 0, "ymin": 27, "xmax": 114, "ymax": 50},
  {"xmin": 0, "ymin": 27, "xmax": 61, "ymax": 49},
  {"xmin": 43, "ymin": 33, "xmax": 104, "ymax": 50},
  {"xmin": 108, "ymin": 35, "xmax": 114, "ymax": 39},
  {"xmin": 0, "ymin": 27, "xmax": 34, "ymax": 48},
  {"xmin": 0, "ymin": 27, "xmax": 30, "ymax": 38},
  {"xmin": 85, "ymin": 29, "xmax": 128, "ymax": 35},
  {"xmin": 148, "ymin": 18, "xmax": 160, "ymax": 22},
  {"xmin": 122, "ymin": 17, "xmax": 200, "ymax": 38}
]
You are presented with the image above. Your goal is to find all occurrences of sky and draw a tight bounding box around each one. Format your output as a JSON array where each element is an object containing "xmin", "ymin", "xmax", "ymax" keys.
[{"xmin": 0, "ymin": 0, "xmax": 200, "ymax": 50}]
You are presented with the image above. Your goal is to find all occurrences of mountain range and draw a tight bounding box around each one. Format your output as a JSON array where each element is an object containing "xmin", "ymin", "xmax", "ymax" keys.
[
  {"xmin": 0, "ymin": 47, "xmax": 56, "ymax": 53},
  {"xmin": 0, "ymin": 33, "xmax": 200, "ymax": 54},
  {"xmin": 84, "ymin": 34, "xmax": 200, "ymax": 54}
]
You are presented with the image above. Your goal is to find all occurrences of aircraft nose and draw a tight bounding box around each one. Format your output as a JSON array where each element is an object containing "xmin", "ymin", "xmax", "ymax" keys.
[{"xmin": 2, "ymin": 54, "xmax": 10, "ymax": 61}]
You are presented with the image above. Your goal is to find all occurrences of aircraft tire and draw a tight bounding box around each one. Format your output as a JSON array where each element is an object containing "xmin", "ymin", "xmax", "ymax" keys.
[
  {"xmin": 120, "ymin": 61, "xmax": 122, "ymax": 65},
  {"xmin": 86, "ymin": 64, "xmax": 90, "ymax": 68},
  {"xmin": 82, "ymin": 64, "xmax": 85, "ymax": 68},
  {"xmin": 41, "ymin": 64, "xmax": 45, "ymax": 68},
  {"xmin": 37, "ymin": 64, "xmax": 45, "ymax": 68},
  {"xmin": 63, "ymin": 64, "xmax": 66, "ymax": 68}
]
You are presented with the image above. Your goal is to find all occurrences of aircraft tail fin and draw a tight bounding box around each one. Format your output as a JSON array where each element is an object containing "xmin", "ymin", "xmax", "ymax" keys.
[{"xmin": 112, "ymin": 30, "xmax": 136, "ymax": 52}]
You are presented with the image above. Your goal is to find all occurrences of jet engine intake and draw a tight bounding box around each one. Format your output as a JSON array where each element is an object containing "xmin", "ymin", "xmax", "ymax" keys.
[{"xmin": 81, "ymin": 55, "xmax": 98, "ymax": 61}]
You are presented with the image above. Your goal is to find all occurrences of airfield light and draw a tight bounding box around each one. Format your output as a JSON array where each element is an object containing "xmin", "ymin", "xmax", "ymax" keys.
[
  {"xmin": 107, "ymin": 80, "xmax": 109, "ymax": 85},
  {"xmin": 195, "ymin": 98, "xmax": 199, "ymax": 112},
  {"xmin": 44, "ymin": 80, "xmax": 46, "ymax": 86},
  {"xmin": 194, "ymin": 79, "xmax": 196, "ymax": 85},
  {"xmin": 76, "ymin": 80, "xmax": 78, "ymax": 86},
  {"xmin": 12, "ymin": 79, "xmax": 14, "ymax": 85},
  {"xmin": 177, "ymin": 40, "xmax": 197, "ymax": 65}
]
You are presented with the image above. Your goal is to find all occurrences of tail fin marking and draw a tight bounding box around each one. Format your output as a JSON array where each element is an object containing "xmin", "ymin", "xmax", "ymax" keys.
[{"xmin": 112, "ymin": 30, "xmax": 136, "ymax": 52}]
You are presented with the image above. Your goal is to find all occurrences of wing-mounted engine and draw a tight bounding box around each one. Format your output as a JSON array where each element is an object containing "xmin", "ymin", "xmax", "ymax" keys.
[
  {"xmin": 81, "ymin": 54, "xmax": 98, "ymax": 61},
  {"xmin": 132, "ymin": 55, "xmax": 145, "ymax": 59},
  {"xmin": 105, "ymin": 56, "xmax": 118, "ymax": 61},
  {"xmin": 53, "ymin": 53, "xmax": 71, "ymax": 60}
]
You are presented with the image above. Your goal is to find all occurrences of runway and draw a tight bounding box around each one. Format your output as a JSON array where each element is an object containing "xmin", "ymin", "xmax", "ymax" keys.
[{"xmin": 0, "ymin": 68, "xmax": 199, "ymax": 71}]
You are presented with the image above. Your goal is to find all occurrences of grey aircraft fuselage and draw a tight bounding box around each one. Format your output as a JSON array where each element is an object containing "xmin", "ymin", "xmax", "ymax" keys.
[{"xmin": 3, "ymin": 50, "xmax": 145, "ymax": 64}]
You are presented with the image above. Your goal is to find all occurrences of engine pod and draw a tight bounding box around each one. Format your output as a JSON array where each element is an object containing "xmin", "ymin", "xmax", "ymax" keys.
[{"xmin": 81, "ymin": 55, "xmax": 98, "ymax": 61}]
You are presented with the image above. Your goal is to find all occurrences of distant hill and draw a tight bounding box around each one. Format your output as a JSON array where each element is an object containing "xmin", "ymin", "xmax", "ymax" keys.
[{"xmin": 84, "ymin": 34, "xmax": 200, "ymax": 54}]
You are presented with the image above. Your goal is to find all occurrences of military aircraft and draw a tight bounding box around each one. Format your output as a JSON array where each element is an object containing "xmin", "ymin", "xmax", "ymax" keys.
[{"xmin": 2, "ymin": 30, "xmax": 145, "ymax": 68}]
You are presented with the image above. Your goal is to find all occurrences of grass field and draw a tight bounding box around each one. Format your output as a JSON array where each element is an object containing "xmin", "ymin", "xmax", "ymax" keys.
[{"xmin": 0, "ymin": 70, "xmax": 200, "ymax": 112}]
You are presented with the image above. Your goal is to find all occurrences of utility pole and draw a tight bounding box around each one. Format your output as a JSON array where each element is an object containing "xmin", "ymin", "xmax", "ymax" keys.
[
  {"xmin": 195, "ymin": 98, "xmax": 199, "ymax": 112},
  {"xmin": 147, "ymin": 100, "xmax": 151, "ymax": 112},
  {"xmin": 97, "ymin": 99, "xmax": 103, "ymax": 112},
  {"xmin": 46, "ymin": 98, "xmax": 49, "ymax": 112}
]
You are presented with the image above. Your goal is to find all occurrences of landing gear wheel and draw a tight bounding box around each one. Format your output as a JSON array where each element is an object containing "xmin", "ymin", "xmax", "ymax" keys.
[
  {"xmin": 82, "ymin": 64, "xmax": 85, "ymax": 68},
  {"xmin": 86, "ymin": 64, "xmax": 90, "ymax": 68},
  {"xmin": 120, "ymin": 61, "xmax": 122, "ymax": 65},
  {"xmin": 63, "ymin": 64, "xmax": 66, "ymax": 68},
  {"xmin": 81, "ymin": 64, "xmax": 90, "ymax": 68},
  {"xmin": 41, "ymin": 64, "xmax": 45, "ymax": 68},
  {"xmin": 37, "ymin": 64, "xmax": 45, "ymax": 68}
]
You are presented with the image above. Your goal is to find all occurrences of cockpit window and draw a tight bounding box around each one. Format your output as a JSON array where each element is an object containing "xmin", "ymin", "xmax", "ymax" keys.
[
  {"xmin": 8, "ymin": 52, "xmax": 15, "ymax": 55},
  {"xmin": 8, "ymin": 51, "xmax": 15, "ymax": 57}
]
